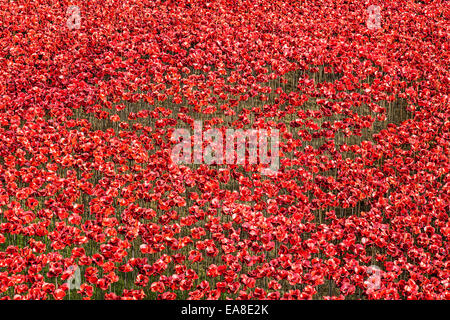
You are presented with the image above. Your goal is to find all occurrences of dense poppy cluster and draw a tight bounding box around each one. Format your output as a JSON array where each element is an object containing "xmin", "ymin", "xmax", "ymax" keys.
[{"xmin": 0, "ymin": 0, "xmax": 448, "ymax": 300}]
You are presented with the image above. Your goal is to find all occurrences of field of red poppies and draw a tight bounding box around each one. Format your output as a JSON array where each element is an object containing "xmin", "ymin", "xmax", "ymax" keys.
[{"xmin": 0, "ymin": 0, "xmax": 448, "ymax": 300}]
